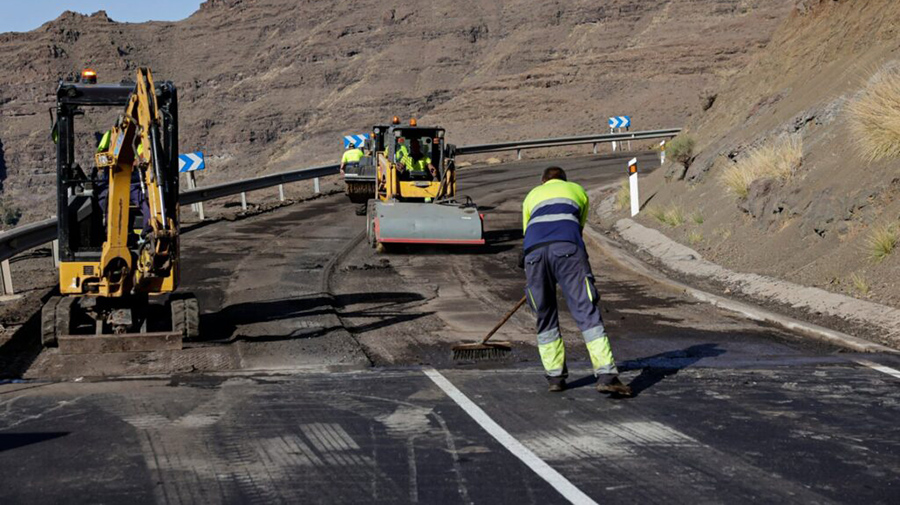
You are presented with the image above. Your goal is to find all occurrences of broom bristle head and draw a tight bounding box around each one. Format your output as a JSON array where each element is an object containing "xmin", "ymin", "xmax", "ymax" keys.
[{"xmin": 451, "ymin": 342, "xmax": 512, "ymax": 362}]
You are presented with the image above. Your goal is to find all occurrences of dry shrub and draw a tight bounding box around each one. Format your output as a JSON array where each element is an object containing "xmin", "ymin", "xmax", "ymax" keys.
[
  {"xmin": 720, "ymin": 136, "xmax": 802, "ymax": 198},
  {"xmin": 848, "ymin": 66, "xmax": 900, "ymax": 162},
  {"xmin": 666, "ymin": 135, "xmax": 696, "ymax": 168}
]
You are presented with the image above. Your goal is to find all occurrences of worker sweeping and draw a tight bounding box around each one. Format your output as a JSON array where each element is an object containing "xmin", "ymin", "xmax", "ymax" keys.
[{"xmin": 521, "ymin": 166, "xmax": 631, "ymax": 395}]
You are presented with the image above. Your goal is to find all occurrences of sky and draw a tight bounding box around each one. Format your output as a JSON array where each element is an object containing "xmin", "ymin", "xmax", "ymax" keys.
[{"xmin": 0, "ymin": 0, "xmax": 204, "ymax": 33}]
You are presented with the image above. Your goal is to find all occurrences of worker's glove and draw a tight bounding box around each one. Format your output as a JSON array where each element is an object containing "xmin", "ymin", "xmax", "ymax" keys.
[{"xmin": 517, "ymin": 249, "xmax": 525, "ymax": 270}]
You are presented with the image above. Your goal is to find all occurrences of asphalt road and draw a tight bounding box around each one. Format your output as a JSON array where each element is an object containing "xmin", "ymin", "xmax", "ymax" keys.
[{"xmin": 1, "ymin": 152, "xmax": 899, "ymax": 504}]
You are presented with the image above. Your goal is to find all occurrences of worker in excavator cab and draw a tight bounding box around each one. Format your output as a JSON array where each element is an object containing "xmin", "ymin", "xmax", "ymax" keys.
[
  {"xmin": 340, "ymin": 143, "xmax": 365, "ymax": 176},
  {"xmin": 396, "ymin": 138, "xmax": 438, "ymax": 181},
  {"xmin": 95, "ymin": 130, "xmax": 151, "ymax": 237}
]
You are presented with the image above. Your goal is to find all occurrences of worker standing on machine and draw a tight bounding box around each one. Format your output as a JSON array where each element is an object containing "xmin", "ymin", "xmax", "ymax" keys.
[
  {"xmin": 521, "ymin": 166, "xmax": 631, "ymax": 396},
  {"xmin": 340, "ymin": 143, "xmax": 365, "ymax": 176}
]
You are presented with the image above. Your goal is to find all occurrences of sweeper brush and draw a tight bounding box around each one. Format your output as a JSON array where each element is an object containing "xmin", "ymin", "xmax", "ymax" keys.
[{"xmin": 451, "ymin": 295, "xmax": 525, "ymax": 362}]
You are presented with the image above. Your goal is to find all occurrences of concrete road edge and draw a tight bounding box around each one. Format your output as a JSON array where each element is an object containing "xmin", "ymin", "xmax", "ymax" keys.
[{"xmin": 583, "ymin": 184, "xmax": 897, "ymax": 354}]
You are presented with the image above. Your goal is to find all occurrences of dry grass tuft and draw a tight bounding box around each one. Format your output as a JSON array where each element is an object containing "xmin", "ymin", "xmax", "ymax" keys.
[
  {"xmin": 691, "ymin": 211, "xmax": 704, "ymax": 225},
  {"xmin": 720, "ymin": 136, "xmax": 803, "ymax": 198},
  {"xmin": 867, "ymin": 224, "xmax": 898, "ymax": 262},
  {"xmin": 849, "ymin": 273, "xmax": 870, "ymax": 297},
  {"xmin": 614, "ymin": 179, "xmax": 630, "ymax": 211},
  {"xmin": 848, "ymin": 66, "xmax": 900, "ymax": 162},
  {"xmin": 687, "ymin": 230, "xmax": 704, "ymax": 246},
  {"xmin": 649, "ymin": 205, "xmax": 685, "ymax": 227}
]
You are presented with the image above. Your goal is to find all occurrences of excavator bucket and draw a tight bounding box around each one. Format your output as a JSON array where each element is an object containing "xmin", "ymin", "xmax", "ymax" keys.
[{"xmin": 370, "ymin": 200, "xmax": 485, "ymax": 246}]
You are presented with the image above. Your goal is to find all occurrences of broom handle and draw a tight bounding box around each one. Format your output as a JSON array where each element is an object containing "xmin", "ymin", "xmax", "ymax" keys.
[{"xmin": 482, "ymin": 295, "xmax": 528, "ymax": 344}]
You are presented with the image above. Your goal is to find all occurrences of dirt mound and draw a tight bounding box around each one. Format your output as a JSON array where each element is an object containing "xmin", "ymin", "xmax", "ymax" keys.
[
  {"xmin": 0, "ymin": 0, "xmax": 790, "ymax": 225},
  {"xmin": 626, "ymin": 0, "xmax": 900, "ymax": 307}
]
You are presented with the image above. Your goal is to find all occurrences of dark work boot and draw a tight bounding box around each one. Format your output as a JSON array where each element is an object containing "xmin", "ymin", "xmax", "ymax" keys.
[
  {"xmin": 547, "ymin": 377, "xmax": 567, "ymax": 392},
  {"xmin": 596, "ymin": 375, "xmax": 632, "ymax": 396}
]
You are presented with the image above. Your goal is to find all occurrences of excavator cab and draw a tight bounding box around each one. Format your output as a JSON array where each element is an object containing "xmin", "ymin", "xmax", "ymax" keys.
[{"xmin": 43, "ymin": 68, "xmax": 198, "ymax": 352}]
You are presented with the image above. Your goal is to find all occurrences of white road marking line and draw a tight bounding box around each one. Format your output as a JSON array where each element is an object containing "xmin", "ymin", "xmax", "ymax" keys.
[
  {"xmin": 854, "ymin": 359, "xmax": 900, "ymax": 380},
  {"xmin": 423, "ymin": 368, "xmax": 598, "ymax": 505}
]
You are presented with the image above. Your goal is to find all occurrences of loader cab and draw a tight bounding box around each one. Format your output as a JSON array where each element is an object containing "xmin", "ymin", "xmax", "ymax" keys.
[
  {"xmin": 376, "ymin": 124, "xmax": 456, "ymax": 203},
  {"xmin": 53, "ymin": 76, "xmax": 178, "ymax": 291},
  {"xmin": 388, "ymin": 126, "xmax": 445, "ymax": 179}
]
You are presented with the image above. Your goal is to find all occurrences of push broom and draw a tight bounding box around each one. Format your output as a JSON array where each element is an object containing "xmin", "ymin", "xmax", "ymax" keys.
[{"xmin": 451, "ymin": 295, "xmax": 526, "ymax": 361}]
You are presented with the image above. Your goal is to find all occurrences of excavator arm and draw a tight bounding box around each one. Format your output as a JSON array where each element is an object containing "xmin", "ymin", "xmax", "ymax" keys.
[{"xmin": 94, "ymin": 68, "xmax": 177, "ymax": 297}]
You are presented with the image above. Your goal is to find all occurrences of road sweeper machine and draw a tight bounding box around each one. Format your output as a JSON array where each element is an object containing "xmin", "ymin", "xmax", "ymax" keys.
[
  {"xmin": 42, "ymin": 67, "xmax": 198, "ymax": 352},
  {"xmin": 365, "ymin": 118, "xmax": 484, "ymax": 249}
]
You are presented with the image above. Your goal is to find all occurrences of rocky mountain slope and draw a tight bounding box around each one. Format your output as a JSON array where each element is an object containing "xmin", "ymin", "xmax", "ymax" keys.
[
  {"xmin": 0, "ymin": 0, "xmax": 789, "ymax": 225},
  {"xmin": 627, "ymin": 0, "xmax": 900, "ymax": 307}
]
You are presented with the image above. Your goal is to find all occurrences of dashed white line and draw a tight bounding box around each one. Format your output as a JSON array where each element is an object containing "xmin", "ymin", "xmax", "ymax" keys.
[
  {"xmin": 423, "ymin": 368, "xmax": 598, "ymax": 505},
  {"xmin": 854, "ymin": 359, "xmax": 900, "ymax": 380}
]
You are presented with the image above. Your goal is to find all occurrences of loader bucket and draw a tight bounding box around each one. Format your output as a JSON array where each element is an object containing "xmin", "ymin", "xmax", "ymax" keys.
[{"xmin": 372, "ymin": 200, "xmax": 485, "ymax": 245}]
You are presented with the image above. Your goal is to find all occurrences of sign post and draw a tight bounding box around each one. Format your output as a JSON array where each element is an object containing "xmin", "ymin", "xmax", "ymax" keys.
[
  {"xmin": 178, "ymin": 151, "xmax": 206, "ymax": 220},
  {"xmin": 609, "ymin": 116, "xmax": 631, "ymax": 152},
  {"xmin": 628, "ymin": 157, "xmax": 639, "ymax": 217}
]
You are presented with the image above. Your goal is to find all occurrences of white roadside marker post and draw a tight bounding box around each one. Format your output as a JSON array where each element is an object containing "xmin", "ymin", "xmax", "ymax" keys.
[
  {"xmin": 628, "ymin": 157, "xmax": 639, "ymax": 217},
  {"xmin": 279, "ymin": 184, "xmax": 286, "ymax": 202},
  {"xmin": 660, "ymin": 140, "xmax": 667, "ymax": 166},
  {"xmin": 611, "ymin": 128, "xmax": 617, "ymax": 152},
  {"xmin": 314, "ymin": 177, "xmax": 320, "ymax": 194},
  {"xmin": 241, "ymin": 192, "xmax": 248, "ymax": 211}
]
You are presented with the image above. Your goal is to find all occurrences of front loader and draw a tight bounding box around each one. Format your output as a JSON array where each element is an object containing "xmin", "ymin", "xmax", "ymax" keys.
[
  {"xmin": 43, "ymin": 68, "xmax": 198, "ymax": 353},
  {"xmin": 366, "ymin": 118, "xmax": 484, "ymax": 249}
]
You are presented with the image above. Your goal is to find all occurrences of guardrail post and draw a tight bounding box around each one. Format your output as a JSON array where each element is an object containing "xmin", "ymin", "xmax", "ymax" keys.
[
  {"xmin": 516, "ymin": 149, "xmax": 522, "ymax": 160},
  {"xmin": 240, "ymin": 192, "xmax": 248, "ymax": 211},
  {"xmin": 1, "ymin": 259, "xmax": 13, "ymax": 296},
  {"xmin": 314, "ymin": 178, "xmax": 320, "ymax": 194},
  {"xmin": 278, "ymin": 184, "xmax": 285, "ymax": 202},
  {"xmin": 52, "ymin": 239, "xmax": 60, "ymax": 267},
  {"xmin": 186, "ymin": 172, "xmax": 205, "ymax": 220}
]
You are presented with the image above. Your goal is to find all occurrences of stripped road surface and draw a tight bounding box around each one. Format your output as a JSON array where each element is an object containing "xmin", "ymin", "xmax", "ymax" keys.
[{"xmin": 1, "ymin": 153, "xmax": 898, "ymax": 504}]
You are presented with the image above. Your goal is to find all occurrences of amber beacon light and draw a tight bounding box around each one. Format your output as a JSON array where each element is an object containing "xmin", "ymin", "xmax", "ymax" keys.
[{"xmin": 81, "ymin": 68, "xmax": 98, "ymax": 84}]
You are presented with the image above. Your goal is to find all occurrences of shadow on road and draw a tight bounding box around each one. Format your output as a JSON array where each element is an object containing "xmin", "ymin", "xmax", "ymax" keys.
[
  {"xmin": 0, "ymin": 432, "xmax": 68, "ymax": 453},
  {"xmin": 199, "ymin": 291, "xmax": 429, "ymax": 342},
  {"xmin": 564, "ymin": 343, "xmax": 726, "ymax": 396},
  {"xmin": 623, "ymin": 343, "xmax": 726, "ymax": 397}
]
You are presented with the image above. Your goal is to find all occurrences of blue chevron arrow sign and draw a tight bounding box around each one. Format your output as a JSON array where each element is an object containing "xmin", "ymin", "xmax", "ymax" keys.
[
  {"xmin": 178, "ymin": 152, "xmax": 206, "ymax": 173},
  {"xmin": 343, "ymin": 134, "xmax": 369, "ymax": 149},
  {"xmin": 608, "ymin": 116, "xmax": 631, "ymax": 129}
]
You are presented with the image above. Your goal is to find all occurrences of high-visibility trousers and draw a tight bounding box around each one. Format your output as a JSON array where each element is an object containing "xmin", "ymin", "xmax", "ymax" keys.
[{"xmin": 524, "ymin": 241, "xmax": 618, "ymax": 378}]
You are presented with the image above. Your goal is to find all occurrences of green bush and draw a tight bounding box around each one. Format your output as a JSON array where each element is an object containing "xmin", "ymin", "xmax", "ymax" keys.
[
  {"xmin": 1, "ymin": 206, "xmax": 21, "ymax": 227},
  {"xmin": 666, "ymin": 135, "xmax": 696, "ymax": 168}
]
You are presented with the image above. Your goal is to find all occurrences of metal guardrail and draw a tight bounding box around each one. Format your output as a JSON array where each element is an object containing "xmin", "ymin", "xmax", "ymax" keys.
[
  {"xmin": 456, "ymin": 128, "xmax": 681, "ymax": 155},
  {"xmin": 179, "ymin": 163, "xmax": 339, "ymax": 206},
  {"xmin": 0, "ymin": 128, "xmax": 681, "ymax": 294}
]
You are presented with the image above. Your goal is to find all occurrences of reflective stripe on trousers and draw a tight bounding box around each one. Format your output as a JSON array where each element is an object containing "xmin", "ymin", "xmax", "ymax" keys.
[
  {"xmin": 537, "ymin": 328, "xmax": 565, "ymax": 377},
  {"xmin": 583, "ymin": 325, "xmax": 618, "ymax": 375}
]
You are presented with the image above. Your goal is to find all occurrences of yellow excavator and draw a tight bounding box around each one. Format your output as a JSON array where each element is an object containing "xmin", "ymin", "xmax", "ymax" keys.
[
  {"xmin": 365, "ymin": 117, "xmax": 484, "ymax": 249},
  {"xmin": 43, "ymin": 67, "xmax": 197, "ymax": 352}
]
